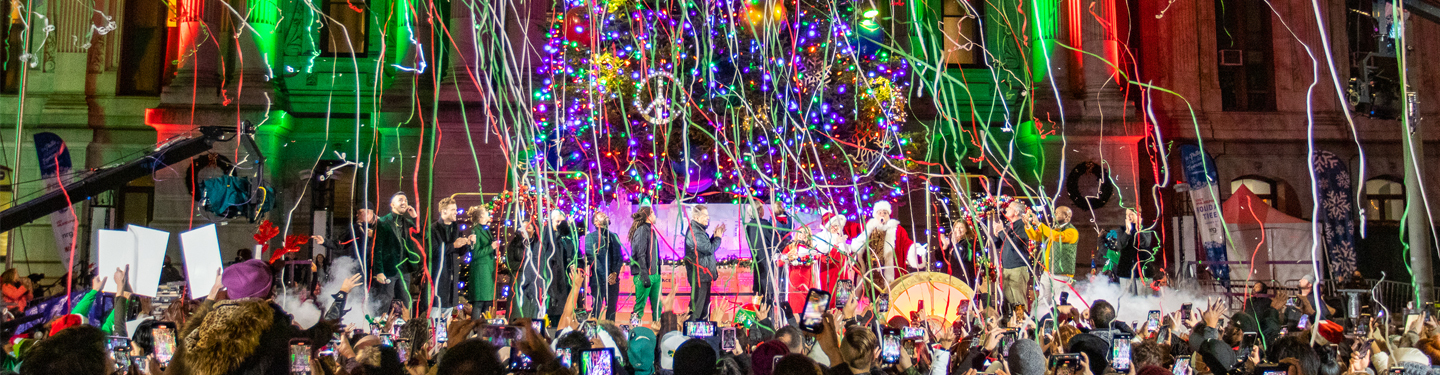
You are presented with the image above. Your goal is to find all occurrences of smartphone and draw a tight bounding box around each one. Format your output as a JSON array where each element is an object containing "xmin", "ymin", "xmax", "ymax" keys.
[
  {"xmin": 107, "ymin": 336, "xmax": 132, "ymax": 373},
  {"xmin": 1239, "ymin": 332, "xmax": 1259, "ymax": 362},
  {"xmin": 880, "ymin": 328, "xmax": 901, "ymax": 364},
  {"xmin": 475, "ymin": 324, "xmax": 524, "ymax": 346},
  {"xmin": 1147, "ymin": 310, "xmax": 1162, "ymax": 330},
  {"xmin": 902, "ymin": 326, "xmax": 925, "ymax": 341},
  {"xmin": 1387, "ymin": 367, "xmax": 1405, "ymax": 375},
  {"xmin": 558, "ymin": 348, "xmax": 574, "ymax": 368},
  {"xmin": 1297, "ymin": 314, "xmax": 1311, "ymax": 330},
  {"xmin": 1286, "ymin": 297, "xmax": 1298, "ymax": 307},
  {"xmin": 800, "ymin": 289, "xmax": 832, "ymax": 334},
  {"xmin": 395, "ymin": 339, "xmax": 410, "ymax": 361},
  {"xmin": 1059, "ymin": 292, "xmax": 1070, "ymax": 306},
  {"xmin": 834, "ymin": 280, "xmax": 854, "ymax": 309},
  {"xmin": 1255, "ymin": 364, "xmax": 1289, "ymax": 375},
  {"xmin": 153, "ymin": 322, "xmax": 178, "ymax": 365},
  {"xmin": 999, "ymin": 329, "xmax": 1018, "ymax": 356},
  {"xmin": 508, "ymin": 352, "xmax": 536, "ymax": 372},
  {"xmin": 289, "ymin": 338, "xmax": 312, "ymax": 375},
  {"xmin": 392, "ymin": 319, "xmax": 406, "ymax": 337},
  {"xmin": 1041, "ymin": 318, "xmax": 1056, "ymax": 337},
  {"xmin": 877, "ymin": 298, "xmax": 890, "ymax": 313},
  {"xmin": 721, "ymin": 327, "xmax": 737, "ymax": 350},
  {"xmin": 1110, "ymin": 333, "xmax": 1133, "ymax": 372},
  {"xmin": 532, "ymin": 321, "xmax": 545, "ymax": 336},
  {"xmin": 620, "ymin": 324, "xmax": 631, "ymax": 338},
  {"xmin": 378, "ymin": 334, "xmax": 393, "ymax": 346},
  {"xmin": 581, "ymin": 348, "xmax": 615, "ymax": 375},
  {"xmin": 1181, "ymin": 303, "xmax": 1193, "ymax": 321},
  {"xmin": 930, "ymin": 349, "xmax": 953, "ymax": 375},
  {"xmin": 319, "ymin": 338, "xmax": 337, "ymax": 358},
  {"xmin": 500, "ymin": 284, "xmax": 513, "ymax": 299},
  {"xmin": 1050, "ymin": 353, "xmax": 1082, "ymax": 370},
  {"xmin": 1172, "ymin": 356, "xmax": 1193, "ymax": 375},
  {"xmin": 1354, "ymin": 314, "xmax": 1372, "ymax": 336},
  {"xmin": 435, "ymin": 318, "xmax": 449, "ymax": 343},
  {"xmin": 684, "ymin": 321, "xmax": 716, "ymax": 337}
]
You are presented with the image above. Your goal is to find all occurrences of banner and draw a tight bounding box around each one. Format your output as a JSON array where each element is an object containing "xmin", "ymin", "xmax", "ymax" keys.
[
  {"xmin": 1312, "ymin": 150, "xmax": 1357, "ymax": 280},
  {"xmin": 34, "ymin": 132, "xmax": 77, "ymax": 262},
  {"xmin": 1180, "ymin": 145, "xmax": 1230, "ymax": 282}
]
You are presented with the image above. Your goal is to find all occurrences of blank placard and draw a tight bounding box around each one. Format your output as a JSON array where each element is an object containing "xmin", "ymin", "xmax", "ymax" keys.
[
  {"xmin": 180, "ymin": 224, "xmax": 223, "ymax": 299},
  {"xmin": 96, "ymin": 230, "xmax": 134, "ymax": 295},
  {"xmin": 126, "ymin": 225, "xmax": 170, "ymax": 297}
]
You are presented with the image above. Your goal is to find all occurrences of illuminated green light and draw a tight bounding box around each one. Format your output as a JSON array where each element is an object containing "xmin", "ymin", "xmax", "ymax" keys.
[{"xmin": 863, "ymin": 9, "xmax": 878, "ymax": 18}]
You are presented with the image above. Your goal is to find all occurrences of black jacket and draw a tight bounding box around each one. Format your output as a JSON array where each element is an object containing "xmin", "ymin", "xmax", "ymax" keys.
[
  {"xmin": 630, "ymin": 223, "xmax": 659, "ymax": 276},
  {"xmin": 584, "ymin": 228, "xmax": 625, "ymax": 277},
  {"xmin": 1113, "ymin": 227, "xmax": 1155, "ymax": 278}
]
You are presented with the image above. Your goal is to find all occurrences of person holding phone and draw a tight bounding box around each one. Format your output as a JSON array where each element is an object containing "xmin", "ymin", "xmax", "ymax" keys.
[
  {"xmin": 585, "ymin": 211, "xmax": 626, "ymax": 321},
  {"xmin": 992, "ymin": 200, "xmax": 1034, "ymax": 312},
  {"xmin": 1025, "ymin": 206, "xmax": 1078, "ymax": 280},
  {"xmin": 685, "ymin": 205, "xmax": 724, "ymax": 320},
  {"xmin": 372, "ymin": 192, "xmax": 424, "ymax": 310},
  {"xmin": 814, "ymin": 214, "xmax": 861, "ymax": 292},
  {"xmin": 629, "ymin": 206, "xmax": 663, "ymax": 322}
]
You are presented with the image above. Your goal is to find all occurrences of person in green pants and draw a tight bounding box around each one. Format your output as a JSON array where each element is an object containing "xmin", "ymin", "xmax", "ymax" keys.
[
  {"xmin": 469, "ymin": 205, "xmax": 499, "ymax": 315},
  {"xmin": 627, "ymin": 206, "xmax": 661, "ymax": 321}
]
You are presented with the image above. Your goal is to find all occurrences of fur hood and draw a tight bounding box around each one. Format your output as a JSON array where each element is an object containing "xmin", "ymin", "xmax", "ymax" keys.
[{"xmin": 171, "ymin": 298, "xmax": 287, "ymax": 375}]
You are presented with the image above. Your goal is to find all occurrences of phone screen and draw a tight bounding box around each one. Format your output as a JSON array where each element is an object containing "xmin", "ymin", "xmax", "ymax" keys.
[
  {"xmin": 1297, "ymin": 315, "xmax": 1311, "ymax": 330},
  {"xmin": 1060, "ymin": 292, "xmax": 1070, "ymax": 306},
  {"xmin": 685, "ymin": 321, "xmax": 716, "ymax": 337},
  {"xmin": 1256, "ymin": 365, "xmax": 1289, "ymax": 375},
  {"xmin": 477, "ymin": 325, "xmax": 524, "ymax": 346},
  {"xmin": 877, "ymin": 298, "xmax": 889, "ymax": 313},
  {"xmin": 834, "ymin": 280, "xmax": 854, "ymax": 308},
  {"xmin": 1110, "ymin": 334, "xmax": 1133, "ymax": 372},
  {"xmin": 395, "ymin": 339, "xmax": 410, "ymax": 361},
  {"xmin": 721, "ymin": 328, "xmax": 737, "ymax": 350},
  {"xmin": 559, "ymin": 348, "xmax": 574, "ymax": 368},
  {"xmin": 1172, "ymin": 356, "xmax": 1192, "ymax": 375},
  {"xmin": 880, "ymin": 328, "xmax": 901, "ymax": 364},
  {"xmin": 999, "ymin": 329, "xmax": 1017, "ymax": 357},
  {"xmin": 1181, "ymin": 303, "xmax": 1193, "ymax": 321},
  {"xmin": 435, "ymin": 318, "xmax": 449, "ymax": 343},
  {"xmin": 1147, "ymin": 311, "xmax": 1161, "ymax": 329},
  {"xmin": 108, "ymin": 336, "xmax": 131, "ymax": 373},
  {"xmin": 902, "ymin": 326, "xmax": 925, "ymax": 340},
  {"xmin": 290, "ymin": 342, "xmax": 312, "ymax": 374},
  {"xmin": 1355, "ymin": 314, "xmax": 1372, "ymax": 336},
  {"xmin": 532, "ymin": 321, "xmax": 545, "ymax": 336},
  {"xmin": 800, "ymin": 289, "xmax": 832, "ymax": 333},
  {"xmin": 582, "ymin": 348, "xmax": 615, "ymax": 375},
  {"xmin": 154, "ymin": 323, "xmax": 178, "ymax": 365},
  {"xmin": 1239, "ymin": 332, "xmax": 1258, "ymax": 361},
  {"xmin": 509, "ymin": 353, "xmax": 535, "ymax": 372},
  {"xmin": 379, "ymin": 334, "xmax": 393, "ymax": 346}
]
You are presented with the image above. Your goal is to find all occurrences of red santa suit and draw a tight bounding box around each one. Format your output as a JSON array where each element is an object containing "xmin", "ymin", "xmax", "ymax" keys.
[
  {"xmin": 862, "ymin": 200, "xmax": 927, "ymax": 284},
  {"xmin": 781, "ymin": 240, "xmax": 821, "ymax": 312},
  {"xmin": 814, "ymin": 214, "xmax": 861, "ymax": 291}
]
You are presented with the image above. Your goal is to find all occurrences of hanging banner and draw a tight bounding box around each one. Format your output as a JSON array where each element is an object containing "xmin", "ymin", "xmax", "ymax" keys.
[
  {"xmin": 1180, "ymin": 145, "xmax": 1230, "ymax": 283},
  {"xmin": 1312, "ymin": 150, "xmax": 1357, "ymax": 280},
  {"xmin": 35, "ymin": 132, "xmax": 77, "ymax": 262}
]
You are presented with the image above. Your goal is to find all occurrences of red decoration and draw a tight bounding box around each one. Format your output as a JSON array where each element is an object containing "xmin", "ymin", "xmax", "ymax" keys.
[
  {"xmin": 563, "ymin": 8, "xmax": 593, "ymax": 48},
  {"xmin": 253, "ymin": 221, "xmax": 280, "ymax": 254},
  {"xmin": 269, "ymin": 235, "xmax": 310, "ymax": 264}
]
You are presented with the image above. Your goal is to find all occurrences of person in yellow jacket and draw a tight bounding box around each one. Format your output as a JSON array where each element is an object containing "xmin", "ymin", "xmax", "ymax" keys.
[{"xmin": 1025, "ymin": 206, "xmax": 1079, "ymax": 280}]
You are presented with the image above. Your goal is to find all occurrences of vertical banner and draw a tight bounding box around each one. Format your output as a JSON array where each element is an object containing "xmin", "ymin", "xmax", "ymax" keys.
[
  {"xmin": 1312, "ymin": 150, "xmax": 1357, "ymax": 280},
  {"xmin": 1180, "ymin": 145, "xmax": 1230, "ymax": 283},
  {"xmin": 34, "ymin": 132, "xmax": 77, "ymax": 262}
]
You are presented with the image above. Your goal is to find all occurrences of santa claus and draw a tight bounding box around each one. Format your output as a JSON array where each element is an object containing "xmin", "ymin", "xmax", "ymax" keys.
[
  {"xmin": 813, "ymin": 213, "xmax": 861, "ymax": 290},
  {"xmin": 863, "ymin": 200, "xmax": 927, "ymax": 284}
]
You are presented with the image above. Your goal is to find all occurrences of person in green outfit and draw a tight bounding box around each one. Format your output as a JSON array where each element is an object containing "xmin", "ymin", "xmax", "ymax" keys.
[
  {"xmin": 628, "ymin": 206, "xmax": 661, "ymax": 321},
  {"xmin": 468, "ymin": 204, "xmax": 500, "ymax": 315},
  {"xmin": 372, "ymin": 192, "xmax": 422, "ymax": 312}
]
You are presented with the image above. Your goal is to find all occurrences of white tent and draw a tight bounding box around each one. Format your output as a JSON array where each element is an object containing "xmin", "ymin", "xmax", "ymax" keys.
[{"xmin": 1221, "ymin": 186, "xmax": 1316, "ymax": 283}]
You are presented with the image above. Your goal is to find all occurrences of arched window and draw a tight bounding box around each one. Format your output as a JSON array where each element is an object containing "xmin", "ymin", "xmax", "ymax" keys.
[
  {"xmin": 1364, "ymin": 177, "xmax": 1405, "ymax": 222},
  {"xmin": 1231, "ymin": 176, "xmax": 1277, "ymax": 207}
]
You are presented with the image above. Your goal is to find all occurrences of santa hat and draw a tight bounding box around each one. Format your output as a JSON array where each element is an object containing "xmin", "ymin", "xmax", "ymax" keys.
[
  {"xmin": 49, "ymin": 314, "xmax": 86, "ymax": 337},
  {"xmin": 874, "ymin": 200, "xmax": 893, "ymax": 213},
  {"xmin": 826, "ymin": 215, "xmax": 847, "ymax": 230}
]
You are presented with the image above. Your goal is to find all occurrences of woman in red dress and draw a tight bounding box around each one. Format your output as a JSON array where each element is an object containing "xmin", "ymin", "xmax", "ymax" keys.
[
  {"xmin": 814, "ymin": 214, "xmax": 864, "ymax": 291},
  {"xmin": 781, "ymin": 226, "xmax": 821, "ymax": 313}
]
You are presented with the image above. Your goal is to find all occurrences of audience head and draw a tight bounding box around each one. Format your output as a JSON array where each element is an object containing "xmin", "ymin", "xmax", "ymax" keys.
[
  {"xmin": 221, "ymin": 259, "xmax": 274, "ymax": 299},
  {"xmin": 1197, "ymin": 339, "xmax": 1237, "ymax": 374},
  {"xmin": 19, "ymin": 324, "xmax": 106, "ymax": 375},
  {"xmin": 1067, "ymin": 333, "xmax": 1110, "ymax": 375},
  {"xmin": 1005, "ymin": 339, "xmax": 1046, "ymax": 375},
  {"xmin": 839, "ymin": 325, "xmax": 879, "ymax": 370},
  {"xmin": 772, "ymin": 354, "xmax": 822, "ymax": 375},
  {"xmin": 774, "ymin": 326, "xmax": 805, "ymax": 354},
  {"xmin": 674, "ymin": 338, "xmax": 718, "ymax": 375},
  {"xmin": 1090, "ymin": 300, "xmax": 1116, "ymax": 329},
  {"xmin": 436, "ymin": 339, "xmax": 504, "ymax": 375}
]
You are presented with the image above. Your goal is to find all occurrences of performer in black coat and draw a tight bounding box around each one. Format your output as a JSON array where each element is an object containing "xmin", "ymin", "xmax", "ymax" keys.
[{"xmin": 584, "ymin": 211, "xmax": 626, "ymax": 321}]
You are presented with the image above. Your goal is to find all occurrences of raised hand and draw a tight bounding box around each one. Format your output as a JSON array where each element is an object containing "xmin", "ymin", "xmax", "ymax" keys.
[
  {"xmin": 311, "ymin": 235, "xmax": 326, "ymax": 245},
  {"xmin": 340, "ymin": 273, "xmax": 363, "ymax": 294}
]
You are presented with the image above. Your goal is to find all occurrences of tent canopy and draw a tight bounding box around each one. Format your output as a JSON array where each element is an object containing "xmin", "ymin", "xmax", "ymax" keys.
[{"xmin": 1222, "ymin": 185, "xmax": 1307, "ymax": 225}]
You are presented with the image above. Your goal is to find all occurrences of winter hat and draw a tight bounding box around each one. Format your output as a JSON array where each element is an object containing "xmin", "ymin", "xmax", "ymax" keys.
[
  {"xmin": 9, "ymin": 338, "xmax": 34, "ymax": 359},
  {"xmin": 1005, "ymin": 339, "xmax": 1046, "ymax": 375},
  {"xmin": 48, "ymin": 314, "xmax": 85, "ymax": 337},
  {"xmin": 222, "ymin": 259, "xmax": 274, "ymax": 299},
  {"xmin": 826, "ymin": 215, "xmax": 847, "ymax": 230},
  {"xmin": 660, "ymin": 332, "xmax": 690, "ymax": 370},
  {"xmin": 1197, "ymin": 339, "xmax": 1236, "ymax": 373},
  {"xmin": 674, "ymin": 338, "xmax": 718, "ymax": 374},
  {"xmin": 1395, "ymin": 347, "xmax": 1432, "ymax": 366},
  {"xmin": 629, "ymin": 327, "xmax": 658, "ymax": 375},
  {"xmin": 1315, "ymin": 320, "xmax": 1345, "ymax": 345},
  {"xmin": 1067, "ymin": 333, "xmax": 1110, "ymax": 375},
  {"xmin": 873, "ymin": 201, "xmax": 893, "ymax": 214},
  {"xmin": 752, "ymin": 340, "xmax": 791, "ymax": 375},
  {"xmin": 1137, "ymin": 365, "xmax": 1174, "ymax": 375}
]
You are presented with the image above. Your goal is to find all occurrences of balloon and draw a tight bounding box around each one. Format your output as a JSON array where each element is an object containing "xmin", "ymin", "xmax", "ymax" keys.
[{"xmin": 564, "ymin": 8, "xmax": 594, "ymax": 48}]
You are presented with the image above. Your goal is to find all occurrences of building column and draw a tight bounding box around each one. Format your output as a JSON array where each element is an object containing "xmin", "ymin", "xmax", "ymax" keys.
[
  {"xmin": 438, "ymin": 0, "xmax": 479, "ymax": 101},
  {"xmin": 162, "ymin": 0, "xmax": 223, "ymax": 105},
  {"xmin": 1028, "ymin": 0, "xmax": 1071, "ymax": 119},
  {"xmin": 228, "ymin": 0, "xmax": 280, "ymax": 106},
  {"xmin": 1077, "ymin": 0, "xmax": 1133, "ymax": 118}
]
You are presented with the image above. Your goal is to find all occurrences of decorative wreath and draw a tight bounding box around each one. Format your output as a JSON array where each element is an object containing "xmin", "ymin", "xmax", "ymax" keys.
[
  {"xmin": 185, "ymin": 153, "xmax": 235, "ymax": 198},
  {"xmin": 1066, "ymin": 161, "xmax": 1115, "ymax": 210}
]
